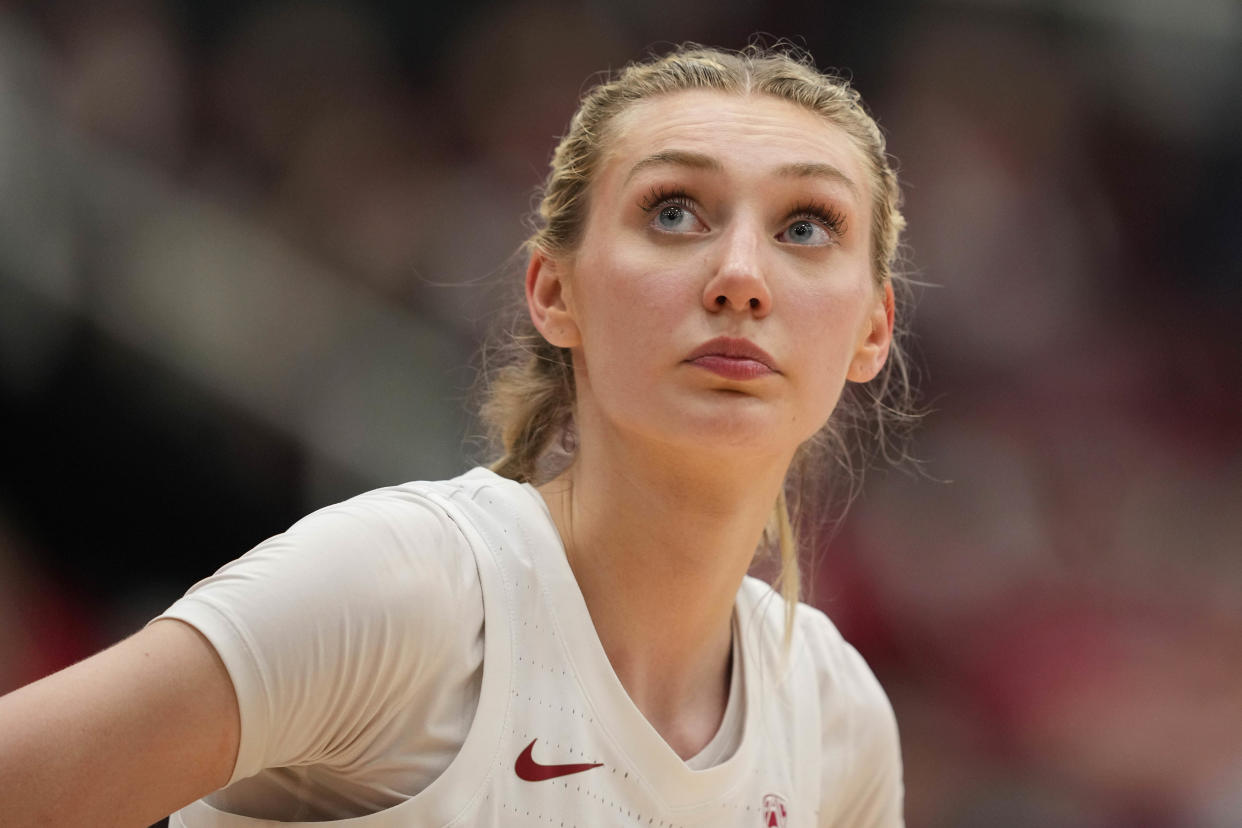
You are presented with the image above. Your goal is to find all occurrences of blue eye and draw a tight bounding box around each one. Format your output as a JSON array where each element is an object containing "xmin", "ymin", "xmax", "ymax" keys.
[
  {"xmin": 640, "ymin": 186, "xmax": 707, "ymax": 234},
  {"xmin": 649, "ymin": 202, "xmax": 707, "ymax": 234},
  {"xmin": 655, "ymin": 204, "xmax": 697, "ymax": 232},
  {"xmin": 782, "ymin": 220, "xmax": 827, "ymax": 245},
  {"xmin": 776, "ymin": 203, "xmax": 846, "ymax": 246}
]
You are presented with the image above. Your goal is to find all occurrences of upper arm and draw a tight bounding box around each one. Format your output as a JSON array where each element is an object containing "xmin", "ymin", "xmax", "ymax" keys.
[
  {"xmin": 0, "ymin": 618, "xmax": 239, "ymax": 827},
  {"xmin": 157, "ymin": 489, "xmax": 483, "ymax": 786}
]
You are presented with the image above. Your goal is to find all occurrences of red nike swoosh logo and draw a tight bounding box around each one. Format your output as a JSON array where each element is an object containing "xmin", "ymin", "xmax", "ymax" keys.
[{"xmin": 514, "ymin": 738, "xmax": 604, "ymax": 781}]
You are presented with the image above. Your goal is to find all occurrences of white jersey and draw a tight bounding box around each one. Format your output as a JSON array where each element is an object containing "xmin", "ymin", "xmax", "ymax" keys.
[{"xmin": 162, "ymin": 468, "xmax": 903, "ymax": 827}]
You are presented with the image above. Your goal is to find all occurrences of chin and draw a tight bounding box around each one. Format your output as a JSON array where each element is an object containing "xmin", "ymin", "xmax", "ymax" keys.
[
  {"xmin": 663, "ymin": 402, "xmax": 796, "ymax": 455},
  {"xmin": 589, "ymin": 387, "xmax": 803, "ymax": 459}
]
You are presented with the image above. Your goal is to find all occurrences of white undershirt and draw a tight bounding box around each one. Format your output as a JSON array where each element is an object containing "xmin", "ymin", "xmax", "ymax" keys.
[{"xmin": 684, "ymin": 616, "xmax": 744, "ymax": 770}]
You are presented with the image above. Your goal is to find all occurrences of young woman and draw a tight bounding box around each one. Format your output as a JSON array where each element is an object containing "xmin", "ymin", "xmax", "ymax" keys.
[{"xmin": 0, "ymin": 44, "xmax": 913, "ymax": 827}]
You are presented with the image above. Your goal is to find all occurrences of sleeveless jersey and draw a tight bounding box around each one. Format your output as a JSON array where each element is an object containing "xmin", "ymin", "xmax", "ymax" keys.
[{"xmin": 170, "ymin": 469, "xmax": 898, "ymax": 827}]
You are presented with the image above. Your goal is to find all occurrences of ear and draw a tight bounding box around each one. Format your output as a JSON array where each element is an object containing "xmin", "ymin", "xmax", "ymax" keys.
[
  {"xmin": 526, "ymin": 248, "xmax": 582, "ymax": 348},
  {"xmin": 847, "ymin": 281, "xmax": 895, "ymax": 383}
]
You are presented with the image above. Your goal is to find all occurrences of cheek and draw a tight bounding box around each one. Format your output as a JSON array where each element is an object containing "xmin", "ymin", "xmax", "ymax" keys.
[
  {"xmin": 574, "ymin": 252, "xmax": 691, "ymax": 356},
  {"xmin": 787, "ymin": 279, "xmax": 873, "ymax": 406},
  {"xmin": 789, "ymin": 277, "xmax": 870, "ymax": 352}
]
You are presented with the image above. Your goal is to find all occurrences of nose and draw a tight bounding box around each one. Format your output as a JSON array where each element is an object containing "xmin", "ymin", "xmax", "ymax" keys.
[{"xmin": 702, "ymin": 220, "xmax": 772, "ymax": 317}]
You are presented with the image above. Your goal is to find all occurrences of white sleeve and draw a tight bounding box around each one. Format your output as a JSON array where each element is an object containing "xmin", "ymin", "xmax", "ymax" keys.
[
  {"xmin": 802, "ymin": 608, "xmax": 905, "ymax": 828},
  {"xmin": 155, "ymin": 485, "xmax": 483, "ymax": 786}
]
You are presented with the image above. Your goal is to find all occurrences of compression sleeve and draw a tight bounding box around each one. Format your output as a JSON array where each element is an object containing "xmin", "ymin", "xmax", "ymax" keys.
[{"xmin": 155, "ymin": 484, "xmax": 484, "ymax": 789}]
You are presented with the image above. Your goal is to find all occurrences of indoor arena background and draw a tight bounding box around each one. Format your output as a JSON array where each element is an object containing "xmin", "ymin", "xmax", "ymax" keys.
[{"xmin": 0, "ymin": 1, "xmax": 1239, "ymax": 826}]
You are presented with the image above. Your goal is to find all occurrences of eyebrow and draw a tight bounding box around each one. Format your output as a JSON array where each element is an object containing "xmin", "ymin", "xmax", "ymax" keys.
[
  {"xmin": 625, "ymin": 150, "xmax": 721, "ymax": 183},
  {"xmin": 773, "ymin": 161, "xmax": 859, "ymax": 196},
  {"xmin": 624, "ymin": 150, "xmax": 859, "ymax": 197}
]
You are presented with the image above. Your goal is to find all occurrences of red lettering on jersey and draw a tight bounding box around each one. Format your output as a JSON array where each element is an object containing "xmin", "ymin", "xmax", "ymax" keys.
[{"xmin": 762, "ymin": 793, "xmax": 788, "ymax": 827}]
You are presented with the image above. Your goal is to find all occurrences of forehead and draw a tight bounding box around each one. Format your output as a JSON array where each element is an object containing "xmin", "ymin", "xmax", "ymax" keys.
[{"xmin": 601, "ymin": 89, "xmax": 868, "ymax": 198}]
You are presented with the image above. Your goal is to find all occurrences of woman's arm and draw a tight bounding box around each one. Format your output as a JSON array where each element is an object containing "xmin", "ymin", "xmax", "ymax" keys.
[{"xmin": 0, "ymin": 618, "xmax": 239, "ymax": 827}]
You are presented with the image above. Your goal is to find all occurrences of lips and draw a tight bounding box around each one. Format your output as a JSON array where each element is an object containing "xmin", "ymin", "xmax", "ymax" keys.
[{"xmin": 684, "ymin": 336, "xmax": 779, "ymax": 380}]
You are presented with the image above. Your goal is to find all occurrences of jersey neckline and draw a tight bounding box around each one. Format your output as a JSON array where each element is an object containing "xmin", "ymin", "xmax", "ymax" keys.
[{"xmin": 506, "ymin": 471, "xmax": 765, "ymax": 810}]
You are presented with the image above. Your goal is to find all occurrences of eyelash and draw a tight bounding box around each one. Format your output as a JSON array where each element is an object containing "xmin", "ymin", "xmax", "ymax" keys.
[
  {"xmin": 788, "ymin": 200, "xmax": 847, "ymax": 239},
  {"xmin": 639, "ymin": 185, "xmax": 694, "ymax": 214},
  {"xmin": 638, "ymin": 187, "xmax": 847, "ymax": 239}
]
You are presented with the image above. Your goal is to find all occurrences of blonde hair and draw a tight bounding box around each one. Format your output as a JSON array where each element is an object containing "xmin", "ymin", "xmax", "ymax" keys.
[{"xmin": 482, "ymin": 42, "xmax": 916, "ymax": 638}]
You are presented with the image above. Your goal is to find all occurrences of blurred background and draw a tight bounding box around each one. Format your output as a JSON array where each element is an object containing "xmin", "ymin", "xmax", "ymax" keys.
[{"xmin": 0, "ymin": 0, "xmax": 1239, "ymax": 825}]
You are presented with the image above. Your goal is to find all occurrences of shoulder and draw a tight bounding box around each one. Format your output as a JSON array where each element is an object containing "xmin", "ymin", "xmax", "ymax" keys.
[
  {"xmin": 797, "ymin": 607, "xmax": 903, "ymax": 827},
  {"xmin": 288, "ymin": 465, "xmax": 541, "ymax": 538},
  {"xmin": 794, "ymin": 603, "xmax": 893, "ymax": 719},
  {"xmin": 171, "ymin": 467, "xmax": 533, "ymax": 627},
  {"xmin": 284, "ymin": 467, "xmax": 515, "ymax": 545},
  {"xmin": 737, "ymin": 577, "xmax": 893, "ymax": 719},
  {"xmin": 158, "ymin": 469, "xmax": 522, "ymax": 785},
  {"xmin": 171, "ymin": 466, "xmax": 543, "ymax": 666},
  {"xmin": 265, "ymin": 466, "xmax": 533, "ymax": 584},
  {"xmin": 165, "ymin": 472, "xmax": 506, "ymax": 663},
  {"xmin": 183, "ymin": 475, "xmax": 485, "ymax": 623},
  {"xmin": 737, "ymin": 579, "xmax": 904, "ymax": 825}
]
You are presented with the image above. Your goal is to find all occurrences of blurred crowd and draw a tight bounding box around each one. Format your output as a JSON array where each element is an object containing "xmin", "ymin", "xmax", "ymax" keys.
[{"xmin": 0, "ymin": 1, "xmax": 1239, "ymax": 826}]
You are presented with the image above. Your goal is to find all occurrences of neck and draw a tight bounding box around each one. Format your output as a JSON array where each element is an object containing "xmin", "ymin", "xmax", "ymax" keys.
[{"xmin": 537, "ymin": 431, "xmax": 791, "ymax": 758}]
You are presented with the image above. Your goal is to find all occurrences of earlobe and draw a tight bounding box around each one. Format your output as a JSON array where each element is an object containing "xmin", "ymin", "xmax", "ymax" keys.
[
  {"xmin": 526, "ymin": 249, "xmax": 582, "ymax": 349},
  {"xmin": 848, "ymin": 281, "xmax": 895, "ymax": 383}
]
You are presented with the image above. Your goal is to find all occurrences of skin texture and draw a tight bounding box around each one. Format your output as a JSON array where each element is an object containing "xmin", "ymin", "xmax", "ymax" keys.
[
  {"xmin": 535, "ymin": 91, "xmax": 891, "ymax": 460},
  {"xmin": 529, "ymin": 90, "xmax": 893, "ymax": 757},
  {"xmin": 0, "ymin": 618, "xmax": 239, "ymax": 826}
]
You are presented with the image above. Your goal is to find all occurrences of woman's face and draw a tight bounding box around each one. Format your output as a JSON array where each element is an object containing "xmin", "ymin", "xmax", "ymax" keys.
[{"xmin": 530, "ymin": 90, "xmax": 892, "ymax": 462}]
